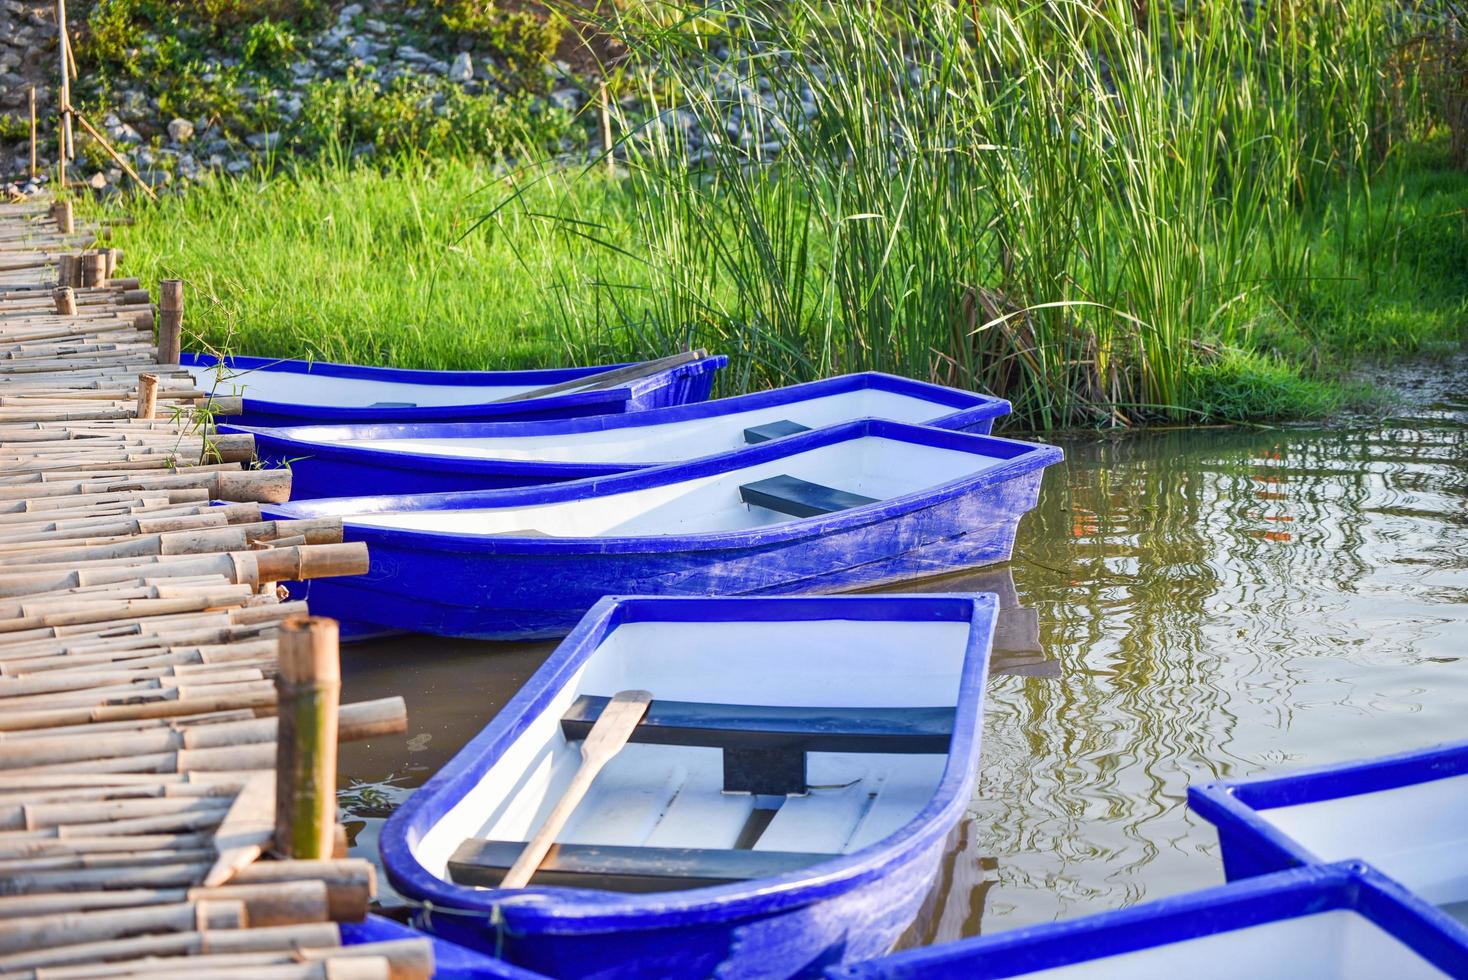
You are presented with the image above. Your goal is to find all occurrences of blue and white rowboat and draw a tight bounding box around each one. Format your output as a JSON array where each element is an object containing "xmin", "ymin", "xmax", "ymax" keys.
[
  {"xmin": 228, "ymin": 373, "xmax": 1012, "ymax": 499},
  {"xmin": 381, "ymin": 593, "xmax": 998, "ymax": 978},
  {"xmin": 1189, "ymin": 740, "xmax": 1468, "ymax": 926},
  {"xmin": 183, "ymin": 350, "xmax": 726, "ymax": 427},
  {"xmin": 828, "ymin": 862, "xmax": 1468, "ymax": 979},
  {"xmin": 263, "ymin": 418, "xmax": 1062, "ymax": 639}
]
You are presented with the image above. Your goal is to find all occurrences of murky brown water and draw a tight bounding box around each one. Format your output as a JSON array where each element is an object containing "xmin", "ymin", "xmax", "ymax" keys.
[{"xmin": 339, "ymin": 355, "xmax": 1468, "ymax": 943}]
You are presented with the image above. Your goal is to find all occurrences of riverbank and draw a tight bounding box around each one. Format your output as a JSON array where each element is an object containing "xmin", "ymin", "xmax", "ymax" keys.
[{"xmin": 91, "ymin": 139, "xmax": 1468, "ymax": 428}]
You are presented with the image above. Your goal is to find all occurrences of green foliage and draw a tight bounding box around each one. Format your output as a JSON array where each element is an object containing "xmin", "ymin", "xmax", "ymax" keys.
[
  {"xmin": 242, "ymin": 19, "xmax": 301, "ymax": 70},
  {"xmin": 293, "ymin": 71, "xmax": 581, "ymax": 162},
  {"xmin": 427, "ymin": 1, "xmax": 567, "ymax": 78}
]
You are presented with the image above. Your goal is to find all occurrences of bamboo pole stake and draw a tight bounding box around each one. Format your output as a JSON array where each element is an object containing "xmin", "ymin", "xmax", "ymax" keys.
[
  {"xmin": 51, "ymin": 288, "xmax": 75, "ymax": 316},
  {"xmin": 27, "ymin": 87, "xmax": 37, "ymax": 180},
  {"xmin": 134, "ymin": 374, "xmax": 157, "ymax": 421},
  {"xmin": 157, "ymin": 280, "xmax": 183, "ymax": 364},
  {"xmin": 54, "ymin": 202, "xmax": 72, "ymax": 237},
  {"xmin": 55, "ymin": 0, "xmax": 73, "ymax": 163},
  {"xmin": 599, "ymin": 80, "xmax": 614, "ymax": 176},
  {"xmin": 272, "ymin": 618, "xmax": 339, "ymax": 860},
  {"xmin": 80, "ymin": 253, "xmax": 106, "ymax": 288}
]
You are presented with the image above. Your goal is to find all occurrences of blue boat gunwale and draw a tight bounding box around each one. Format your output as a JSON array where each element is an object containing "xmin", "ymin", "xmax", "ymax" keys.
[
  {"xmin": 262, "ymin": 418, "xmax": 1063, "ymax": 556},
  {"xmin": 183, "ymin": 351, "xmax": 729, "ymax": 421},
  {"xmin": 826, "ymin": 861, "xmax": 1468, "ymax": 978},
  {"xmin": 380, "ymin": 592, "xmax": 998, "ymax": 933},
  {"xmin": 1188, "ymin": 739, "xmax": 1468, "ymax": 873},
  {"xmin": 224, "ymin": 372, "xmax": 1014, "ymax": 478}
]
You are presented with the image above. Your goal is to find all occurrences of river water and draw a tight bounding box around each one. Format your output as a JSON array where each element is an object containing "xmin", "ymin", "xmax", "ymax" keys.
[{"xmin": 338, "ymin": 355, "xmax": 1468, "ymax": 946}]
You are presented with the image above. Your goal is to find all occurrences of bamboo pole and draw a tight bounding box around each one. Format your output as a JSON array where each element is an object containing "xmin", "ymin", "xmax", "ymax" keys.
[
  {"xmin": 599, "ymin": 80, "xmax": 615, "ymax": 176},
  {"xmin": 80, "ymin": 253, "xmax": 106, "ymax": 289},
  {"xmin": 272, "ymin": 618, "xmax": 339, "ymax": 860},
  {"xmin": 134, "ymin": 374, "xmax": 157, "ymax": 420},
  {"xmin": 27, "ymin": 88, "xmax": 36, "ymax": 181},
  {"xmin": 51, "ymin": 288, "xmax": 74, "ymax": 316},
  {"xmin": 157, "ymin": 280, "xmax": 183, "ymax": 364},
  {"xmin": 55, "ymin": 0, "xmax": 71, "ymax": 177}
]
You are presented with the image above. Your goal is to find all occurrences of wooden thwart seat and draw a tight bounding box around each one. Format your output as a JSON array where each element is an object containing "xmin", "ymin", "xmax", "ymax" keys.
[
  {"xmin": 447, "ymin": 839, "xmax": 829, "ymax": 892},
  {"xmin": 564, "ymin": 696, "xmax": 952, "ymax": 796},
  {"xmin": 738, "ymin": 475, "xmax": 879, "ymax": 518},
  {"xmin": 561, "ymin": 696, "xmax": 952, "ymax": 754},
  {"xmin": 743, "ymin": 420, "xmax": 812, "ymax": 444}
]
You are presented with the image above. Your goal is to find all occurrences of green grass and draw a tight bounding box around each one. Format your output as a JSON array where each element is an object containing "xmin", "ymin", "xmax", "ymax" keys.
[
  {"xmin": 98, "ymin": 159, "xmax": 646, "ymax": 369},
  {"xmin": 98, "ymin": 143, "xmax": 1466, "ymax": 426}
]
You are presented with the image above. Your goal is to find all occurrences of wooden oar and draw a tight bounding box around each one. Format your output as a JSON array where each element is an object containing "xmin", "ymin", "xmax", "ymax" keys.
[{"xmin": 499, "ymin": 689, "xmax": 652, "ymax": 889}]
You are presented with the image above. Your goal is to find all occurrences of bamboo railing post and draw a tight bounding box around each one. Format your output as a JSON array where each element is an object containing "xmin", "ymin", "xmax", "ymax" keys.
[
  {"xmin": 56, "ymin": 0, "xmax": 73, "ymax": 164},
  {"xmin": 28, "ymin": 86, "xmax": 37, "ymax": 180},
  {"xmin": 135, "ymin": 373, "xmax": 158, "ymax": 420},
  {"xmin": 157, "ymin": 279, "xmax": 183, "ymax": 365},
  {"xmin": 52, "ymin": 287, "xmax": 75, "ymax": 316},
  {"xmin": 55, "ymin": 200, "xmax": 73, "ymax": 236},
  {"xmin": 273, "ymin": 617, "xmax": 340, "ymax": 860},
  {"xmin": 81, "ymin": 252, "xmax": 106, "ymax": 287}
]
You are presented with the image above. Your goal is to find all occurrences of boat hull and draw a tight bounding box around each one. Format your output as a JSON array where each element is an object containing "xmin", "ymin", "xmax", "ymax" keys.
[
  {"xmin": 828, "ymin": 862, "xmax": 1468, "ymax": 978},
  {"xmin": 233, "ymin": 373, "xmax": 1012, "ymax": 500},
  {"xmin": 1189, "ymin": 740, "xmax": 1468, "ymax": 904},
  {"xmin": 412, "ymin": 835, "xmax": 946, "ymax": 978},
  {"xmin": 187, "ymin": 352, "xmax": 725, "ymax": 427},
  {"xmin": 283, "ymin": 468, "xmax": 1041, "ymax": 640},
  {"xmin": 342, "ymin": 915, "xmax": 544, "ymax": 978},
  {"xmin": 379, "ymin": 593, "xmax": 997, "ymax": 979}
]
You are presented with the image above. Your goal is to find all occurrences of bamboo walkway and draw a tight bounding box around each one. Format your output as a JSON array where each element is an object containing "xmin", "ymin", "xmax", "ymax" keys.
[{"xmin": 0, "ymin": 196, "xmax": 428, "ymax": 979}]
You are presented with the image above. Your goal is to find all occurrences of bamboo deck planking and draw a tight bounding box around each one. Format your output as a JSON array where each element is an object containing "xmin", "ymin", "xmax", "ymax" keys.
[{"xmin": 0, "ymin": 196, "xmax": 429, "ymax": 979}]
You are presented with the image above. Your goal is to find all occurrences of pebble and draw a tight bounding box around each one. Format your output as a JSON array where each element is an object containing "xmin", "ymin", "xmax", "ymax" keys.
[{"xmin": 166, "ymin": 118, "xmax": 194, "ymax": 143}]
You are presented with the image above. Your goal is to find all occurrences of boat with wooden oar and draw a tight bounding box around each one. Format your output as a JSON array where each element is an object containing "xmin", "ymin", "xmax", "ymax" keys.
[
  {"xmin": 183, "ymin": 350, "xmax": 726, "ymax": 427},
  {"xmin": 263, "ymin": 418, "xmax": 1062, "ymax": 639},
  {"xmin": 379, "ymin": 593, "xmax": 999, "ymax": 978},
  {"xmin": 1189, "ymin": 739, "xmax": 1468, "ymax": 926},
  {"xmin": 827, "ymin": 862, "xmax": 1468, "ymax": 979},
  {"xmin": 227, "ymin": 373, "xmax": 1013, "ymax": 499}
]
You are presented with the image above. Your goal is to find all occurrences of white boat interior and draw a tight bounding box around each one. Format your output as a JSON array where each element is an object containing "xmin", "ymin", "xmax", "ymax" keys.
[
  {"xmin": 350, "ymin": 435, "xmax": 1013, "ymax": 537},
  {"xmin": 186, "ymin": 363, "xmax": 546, "ymax": 407},
  {"xmin": 1258, "ymin": 772, "xmax": 1468, "ymax": 919},
  {"xmin": 411, "ymin": 616, "xmax": 972, "ymax": 891},
  {"xmin": 994, "ymin": 910, "xmax": 1453, "ymax": 980},
  {"xmin": 286, "ymin": 386, "xmax": 975, "ymax": 463}
]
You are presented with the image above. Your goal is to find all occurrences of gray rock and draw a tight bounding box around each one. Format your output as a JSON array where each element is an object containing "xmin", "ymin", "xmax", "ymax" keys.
[
  {"xmin": 87, "ymin": 171, "xmax": 108, "ymax": 190},
  {"xmin": 338, "ymin": 3, "xmax": 362, "ymax": 19},
  {"xmin": 347, "ymin": 37, "xmax": 373, "ymax": 60},
  {"xmin": 447, "ymin": 52, "xmax": 472, "ymax": 82},
  {"xmin": 109, "ymin": 120, "xmax": 142, "ymax": 144},
  {"xmin": 225, "ymin": 158, "xmax": 250, "ymax": 175},
  {"xmin": 549, "ymin": 87, "xmax": 582, "ymax": 112},
  {"xmin": 166, "ymin": 117, "xmax": 194, "ymax": 143},
  {"xmin": 245, "ymin": 131, "xmax": 280, "ymax": 151}
]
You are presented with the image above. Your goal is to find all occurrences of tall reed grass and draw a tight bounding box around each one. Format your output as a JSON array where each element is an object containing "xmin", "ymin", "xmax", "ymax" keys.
[{"xmin": 535, "ymin": 0, "xmax": 1439, "ymax": 426}]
